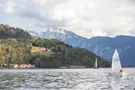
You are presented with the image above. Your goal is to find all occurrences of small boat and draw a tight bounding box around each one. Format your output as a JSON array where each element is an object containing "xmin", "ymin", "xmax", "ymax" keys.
[
  {"xmin": 108, "ymin": 49, "xmax": 126, "ymax": 76},
  {"xmin": 94, "ymin": 58, "xmax": 98, "ymax": 68}
]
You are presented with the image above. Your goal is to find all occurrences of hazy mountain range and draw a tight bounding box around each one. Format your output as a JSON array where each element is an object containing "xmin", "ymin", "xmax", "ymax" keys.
[{"xmin": 27, "ymin": 28, "xmax": 135, "ymax": 66}]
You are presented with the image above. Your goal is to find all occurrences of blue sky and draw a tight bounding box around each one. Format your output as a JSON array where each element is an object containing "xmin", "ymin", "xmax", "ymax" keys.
[
  {"xmin": 0, "ymin": 0, "xmax": 135, "ymax": 38},
  {"xmin": 0, "ymin": 12, "xmax": 7, "ymax": 24}
]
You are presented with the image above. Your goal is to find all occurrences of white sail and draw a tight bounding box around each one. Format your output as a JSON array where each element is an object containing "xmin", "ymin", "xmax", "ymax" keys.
[
  {"xmin": 94, "ymin": 58, "xmax": 97, "ymax": 68},
  {"xmin": 111, "ymin": 49, "xmax": 122, "ymax": 73}
]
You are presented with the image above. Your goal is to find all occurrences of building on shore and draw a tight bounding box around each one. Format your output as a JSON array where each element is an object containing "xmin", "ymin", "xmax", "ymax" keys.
[
  {"xmin": 60, "ymin": 66, "xmax": 68, "ymax": 69},
  {"xmin": 28, "ymin": 64, "xmax": 35, "ymax": 68},
  {"xmin": 14, "ymin": 64, "xmax": 19, "ymax": 68},
  {"xmin": 19, "ymin": 64, "xmax": 35, "ymax": 68}
]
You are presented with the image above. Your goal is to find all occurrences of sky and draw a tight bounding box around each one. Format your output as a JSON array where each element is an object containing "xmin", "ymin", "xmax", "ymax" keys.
[{"xmin": 0, "ymin": 0, "xmax": 135, "ymax": 38}]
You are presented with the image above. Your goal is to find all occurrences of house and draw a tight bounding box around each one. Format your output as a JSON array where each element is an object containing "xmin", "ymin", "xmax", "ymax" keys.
[
  {"xmin": 60, "ymin": 66, "xmax": 68, "ymax": 69},
  {"xmin": 14, "ymin": 64, "xmax": 19, "ymax": 68},
  {"xmin": 28, "ymin": 64, "xmax": 35, "ymax": 68},
  {"xmin": 20, "ymin": 64, "xmax": 29, "ymax": 68},
  {"xmin": 20, "ymin": 64, "xmax": 35, "ymax": 68}
]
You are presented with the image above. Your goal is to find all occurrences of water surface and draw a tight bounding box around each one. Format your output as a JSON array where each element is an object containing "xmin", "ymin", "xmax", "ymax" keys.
[{"xmin": 0, "ymin": 68, "xmax": 135, "ymax": 90}]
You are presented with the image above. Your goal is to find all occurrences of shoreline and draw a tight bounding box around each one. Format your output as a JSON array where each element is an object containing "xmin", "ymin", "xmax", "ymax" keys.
[{"xmin": 0, "ymin": 67, "xmax": 134, "ymax": 69}]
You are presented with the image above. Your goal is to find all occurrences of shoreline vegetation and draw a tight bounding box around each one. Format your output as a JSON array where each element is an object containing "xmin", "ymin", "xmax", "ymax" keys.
[{"xmin": 0, "ymin": 24, "xmax": 111, "ymax": 69}]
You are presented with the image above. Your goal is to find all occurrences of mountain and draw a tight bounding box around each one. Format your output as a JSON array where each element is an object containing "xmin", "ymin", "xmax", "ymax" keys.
[
  {"xmin": 0, "ymin": 24, "xmax": 110, "ymax": 68},
  {"xmin": 0, "ymin": 24, "xmax": 31, "ymax": 39},
  {"xmin": 37, "ymin": 28, "xmax": 135, "ymax": 67},
  {"xmin": 26, "ymin": 30, "xmax": 39, "ymax": 37},
  {"xmin": 30, "ymin": 39, "xmax": 110, "ymax": 68},
  {"xmin": 0, "ymin": 38, "xmax": 110, "ymax": 68},
  {"xmin": 86, "ymin": 35, "xmax": 135, "ymax": 66},
  {"xmin": 40, "ymin": 28, "xmax": 88, "ymax": 48}
]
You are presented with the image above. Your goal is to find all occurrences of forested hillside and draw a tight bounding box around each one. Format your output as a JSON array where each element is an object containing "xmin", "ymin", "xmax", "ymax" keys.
[
  {"xmin": 0, "ymin": 24, "xmax": 31, "ymax": 39},
  {"xmin": 0, "ymin": 39, "xmax": 31, "ymax": 68},
  {"xmin": 0, "ymin": 24, "xmax": 111, "ymax": 68},
  {"xmin": 29, "ymin": 39, "xmax": 111, "ymax": 68}
]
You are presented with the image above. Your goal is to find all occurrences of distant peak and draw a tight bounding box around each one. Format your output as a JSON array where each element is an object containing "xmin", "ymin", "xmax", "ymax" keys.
[
  {"xmin": 114, "ymin": 35, "xmax": 133, "ymax": 38},
  {"xmin": 47, "ymin": 27, "xmax": 71, "ymax": 35}
]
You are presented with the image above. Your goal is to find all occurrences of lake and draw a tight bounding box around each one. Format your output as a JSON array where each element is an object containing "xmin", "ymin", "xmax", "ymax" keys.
[{"xmin": 0, "ymin": 68, "xmax": 135, "ymax": 90}]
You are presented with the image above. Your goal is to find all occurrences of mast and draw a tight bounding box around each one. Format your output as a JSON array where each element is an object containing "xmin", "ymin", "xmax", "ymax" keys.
[{"xmin": 94, "ymin": 58, "xmax": 97, "ymax": 68}]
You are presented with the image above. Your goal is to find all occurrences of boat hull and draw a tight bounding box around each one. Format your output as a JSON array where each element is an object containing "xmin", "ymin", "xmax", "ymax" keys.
[{"xmin": 108, "ymin": 72, "xmax": 126, "ymax": 77}]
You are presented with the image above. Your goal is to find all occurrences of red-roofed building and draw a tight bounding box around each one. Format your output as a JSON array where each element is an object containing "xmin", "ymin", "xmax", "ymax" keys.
[
  {"xmin": 20, "ymin": 64, "xmax": 29, "ymax": 68},
  {"xmin": 20, "ymin": 64, "xmax": 35, "ymax": 68}
]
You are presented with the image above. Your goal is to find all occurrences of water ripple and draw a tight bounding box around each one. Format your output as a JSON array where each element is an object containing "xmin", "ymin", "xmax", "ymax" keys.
[{"xmin": 0, "ymin": 68, "xmax": 135, "ymax": 90}]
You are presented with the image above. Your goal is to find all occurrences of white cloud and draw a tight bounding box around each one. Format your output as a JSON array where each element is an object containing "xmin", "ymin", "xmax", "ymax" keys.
[
  {"xmin": 4, "ymin": 0, "xmax": 15, "ymax": 13},
  {"xmin": 1, "ymin": 0, "xmax": 135, "ymax": 38}
]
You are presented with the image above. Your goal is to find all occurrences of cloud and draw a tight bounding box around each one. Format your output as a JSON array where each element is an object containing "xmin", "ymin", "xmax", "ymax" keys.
[
  {"xmin": 0, "ymin": 0, "xmax": 16, "ymax": 14},
  {"xmin": 5, "ymin": 0, "xmax": 15, "ymax": 13},
  {"xmin": 1, "ymin": 0, "xmax": 135, "ymax": 38}
]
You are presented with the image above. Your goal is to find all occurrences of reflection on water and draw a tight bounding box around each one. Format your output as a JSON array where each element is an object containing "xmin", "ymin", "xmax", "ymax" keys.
[{"xmin": 0, "ymin": 68, "xmax": 135, "ymax": 90}]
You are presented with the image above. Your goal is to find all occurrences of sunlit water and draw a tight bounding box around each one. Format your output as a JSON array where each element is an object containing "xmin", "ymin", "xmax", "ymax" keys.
[{"xmin": 0, "ymin": 68, "xmax": 135, "ymax": 90}]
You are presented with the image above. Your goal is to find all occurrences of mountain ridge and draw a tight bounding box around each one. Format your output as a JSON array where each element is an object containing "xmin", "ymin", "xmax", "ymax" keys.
[
  {"xmin": 0, "ymin": 24, "xmax": 110, "ymax": 68},
  {"xmin": 28, "ymin": 28, "xmax": 135, "ymax": 66},
  {"xmin": 0, "ymin": 24, "xmax": 31, "ymax": 39}
]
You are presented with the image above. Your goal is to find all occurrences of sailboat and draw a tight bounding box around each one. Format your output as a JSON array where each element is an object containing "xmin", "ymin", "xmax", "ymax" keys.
[
  {"xmin": 94, "ymin": 58, "xmax": 97, "ymax": 68},
  {"xmin": 108, "ymin": 49, "xmax": 126, "ymax": 76}
]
